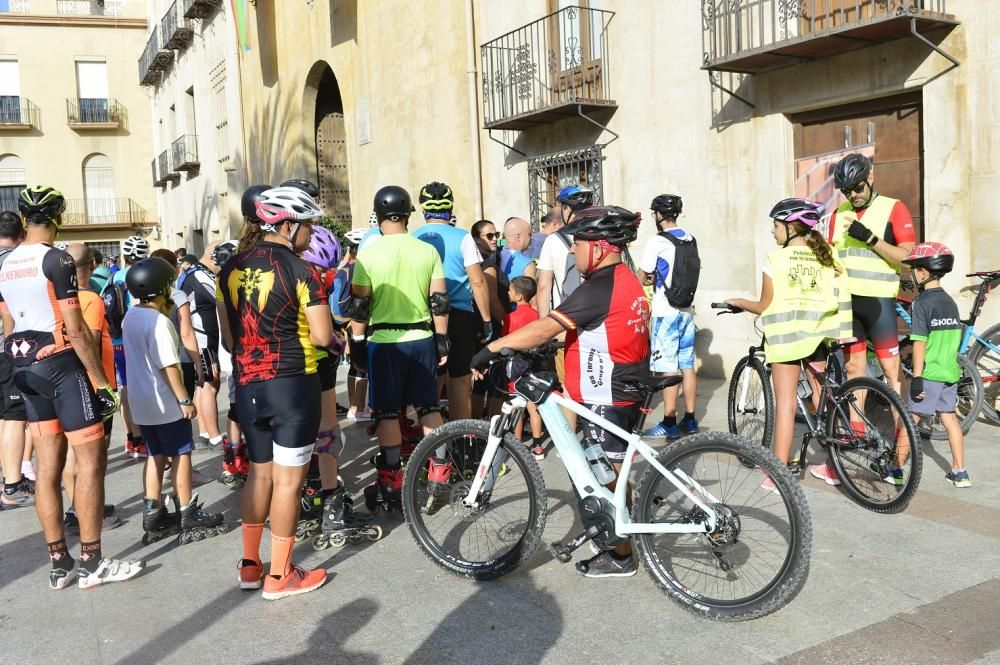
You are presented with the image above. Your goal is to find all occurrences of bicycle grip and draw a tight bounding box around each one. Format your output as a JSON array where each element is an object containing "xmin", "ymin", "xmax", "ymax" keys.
[{"xmin": 711, "ymin": 302, "xmax": 743, "ymax": 314}]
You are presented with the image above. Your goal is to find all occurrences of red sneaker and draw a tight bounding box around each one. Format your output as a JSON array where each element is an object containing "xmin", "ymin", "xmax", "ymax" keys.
[
  {"xmin": 261, "ymin": 565, "xmax": 327, "ymax": 600},
  {"xmin": 238, "ymin": 559, "xmax": 264, "ymax": 590},
  {"xmin": 808, "ymin": 463, "xmax": 841, "ymax": 486},
  {"xmin": 132, "ymin": 440, "xmax": 149, "ymax": 458}
]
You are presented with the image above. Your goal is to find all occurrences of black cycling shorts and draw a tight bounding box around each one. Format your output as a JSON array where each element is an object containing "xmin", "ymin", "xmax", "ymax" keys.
[
  {"xmin": 13, "ymin": 351, "xmax": 103, "ymax": 444},
  {"xmin": 581, "ymin": 402, "xmax": 641, "ymax": 463},
  {"xmin": 447, "ymin": 309, "xmax": 481, "ymax": 378},
  {"xmin": 235, "ymin": 374, "xmax": 321, "ymax": 466},
  {"xmin": 0, "ymin": 353, "xmax": 27, "ymax": 421},
  {"xmin": 199, "ymin": 348, "xmax": 220, "ymax": 384},
  {"xmin": 847, "ymin": 295, "xmax": 900, "ymax": 359},
  {"xmin": 317, "ymin": 354, "xmax": 337, "ymax": 392},
  {"xmin": 182, "ymin": 362, "xmax": 197, "ymax": 399}
]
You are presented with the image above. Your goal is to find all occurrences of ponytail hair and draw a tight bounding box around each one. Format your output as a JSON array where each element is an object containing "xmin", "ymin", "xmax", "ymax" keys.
[
  {"xmin": 792, "ymin": 221, "xmax": 835, "ymax": 268},
  {"xmin": 237, "ymin": 219, "xmax": 264, "ymax": 254}
]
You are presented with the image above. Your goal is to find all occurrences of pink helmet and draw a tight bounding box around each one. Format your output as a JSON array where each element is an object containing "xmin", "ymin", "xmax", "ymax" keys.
[{"xmin": 768, "ymin": 198, "xmax": 825, "ymax": 228}]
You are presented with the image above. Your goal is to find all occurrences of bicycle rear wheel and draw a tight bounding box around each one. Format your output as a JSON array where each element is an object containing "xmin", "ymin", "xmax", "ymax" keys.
[
  {"xmin": 827, "ymin": 377, "xmax": 922, "ymax": 513},
  {"xmin": 727, "ymin": 355, "xmax": 774, "ymax": 449},
  {"xmin": 900, "ymin": 350, "xmax": 983, "ymax": 439},
  {"xmin": 402, "ymin": 419, "xmax": 547, "ymax": 580},
  {"xmin": 969, "ymin": 322, "xmax": 1000, "ymax": 425},
  {"xmin": 632, "ymin": 432, "xmax": 812, "ymax": 621}
]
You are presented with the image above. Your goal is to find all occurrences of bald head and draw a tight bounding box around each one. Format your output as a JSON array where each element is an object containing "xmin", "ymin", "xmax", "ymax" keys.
[
  {"xmin": 67, "ymin": 243, "xmax": 95, "ymax": 281},
  {"xmin": 540, "ymin": 208, "xmax": 563, "ymax": 233},
  {"xmin": 503, "ymin": 217, "xmax": 531, "ymax": 252}
]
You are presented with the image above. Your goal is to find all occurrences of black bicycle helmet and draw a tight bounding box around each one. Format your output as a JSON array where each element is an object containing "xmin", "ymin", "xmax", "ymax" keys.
[
  {"xmin": 834, "ymin": 153, "xmax": 872, "ymax": 190},
  {"xmin": 212, "ymin": 240, "xmax": 238, "ymax": 268},
  {"xmin": 241, "ymin": 184, "xmax": 271, "ymax": 223},
  {"xmin": 280, "ymin": 179, "xmax": 320, "ymax": 199},
  {"xmin": 650, "ymin": 194, "xmax": 683, "ymax": 218},
  {"xmin": 374, "ymin": 185, "xmax": 415, "ymax": 221},
  {"xmin": 18, "ymin": 185, "xmax": 67, "ymax": 225},
  {"xmin": 768, "ymin": 198, "xmax": 825, "ymax": 227},
  {"xmin": 557, "ymin": 185, "xmax": 594, "ymax": 211},
  {"xmin": 125, "ymin": 257, "xmax": 177, "ymax": 302},
  {"xmin": 564, "ymin": 206, "xmax": 640, "ymax": 246},
  {"xmin": 418, "ymin": 181, "xmax": 454, "ymax": 212}
]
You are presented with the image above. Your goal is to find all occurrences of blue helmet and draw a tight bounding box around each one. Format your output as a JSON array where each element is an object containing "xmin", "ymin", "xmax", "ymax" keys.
[{"xmin": 556, "ymin": 185, "xmax": 594, "ymax": 211}]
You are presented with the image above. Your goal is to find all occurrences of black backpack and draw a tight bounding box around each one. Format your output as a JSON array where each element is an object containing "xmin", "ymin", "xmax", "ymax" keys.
[
  {"xmin": 556, "ymin": 232, "xmax": 583, "ymax": 300},
  {"xmin": 656, "ymin": 232, "xmax": 701, "ymax": 308},
  {"xmin": 102, "ymin": 281, "xmax": 128, "ymax": 339}
]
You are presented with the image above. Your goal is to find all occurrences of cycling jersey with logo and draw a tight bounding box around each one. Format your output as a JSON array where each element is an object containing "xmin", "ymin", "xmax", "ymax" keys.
[
  {"xmin": 217, "ymin": 241, "xmax": 325, "ymax": 385},
  {"xmin": 411, "ymin": 223, "xmax": 482, "ymax": 312},
  {"xmin": 909, "ymin": 287, "xmax": 962, "ymax": 383},
  {"xmin": 549, "ymin": 263, "xmax": 651, "ymax": 406},
  {"xmin": 0, "ymin": 243, "xmax": 79, "ymax": 366},
  {"xmin": 180, "ymin": 260, "xmax": 221, "ymax": 356}
]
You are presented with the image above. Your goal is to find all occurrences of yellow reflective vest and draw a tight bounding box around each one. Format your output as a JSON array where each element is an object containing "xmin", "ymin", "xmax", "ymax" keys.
[
  {"xmin": 832, "ymin": 195, "xmax": 901, "ymax": 298},
  {"xmin": 762, "ymin": 246, "xmax": 852, "ymax": 364}
]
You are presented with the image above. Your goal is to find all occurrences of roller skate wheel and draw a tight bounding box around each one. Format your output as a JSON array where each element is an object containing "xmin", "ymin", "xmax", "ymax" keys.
[
  {"xmin": 367, "ymin": 525, "xmax": 383, "ymax": 541},
  {"xmin": 330, "ymin": 533, "xmax": 348, "ymax": 548},
  {"xmin": 141, "ymin": 533, "xmax": 151, "ymax": 545},
  {"xmin": 310, "ymin": 534, "xmax": 329, "ymax": 551}
]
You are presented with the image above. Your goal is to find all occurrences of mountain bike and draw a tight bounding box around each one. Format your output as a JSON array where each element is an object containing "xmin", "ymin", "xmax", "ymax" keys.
[
  {"xmin": 402, "ymin": 343, "xmax": 812, "ymax": 621},
  {"xmin": 713, "ymin": 303, "xmax": 921, "ymax": 513},
  {"xmin": 961, "ymin": 271, "xmax": 1000, "ymax": 425},
  {"xmin": 867, "ymin": 294, "xmax": 983, "ymax": 439}
]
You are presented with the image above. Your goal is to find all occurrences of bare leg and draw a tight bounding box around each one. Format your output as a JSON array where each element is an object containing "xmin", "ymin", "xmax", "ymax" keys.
[
  {"xmin": 197, "ymin": 380, "xmax": 221, "ymax": 440},
  {"xmin": 317, "ymin": 387, "xmax": 339, "ymax": 490},
  {"xmin": 448, "ymin": 375, "xmax": 473, "ymax": 421},
  {"xmin": 940, "ymin": 412, "xmax": 965, "ymax": 470},
  {"xmin": 171, "ymin": 454, "xmax": 192, "ymax": 506},
  {"xmin": 2, "ymin": 419, "xmax": 28, "ymax": 485},
  {"xmin": 681, "ymin": 368, "xmax": 697, "ymax": 415},
  {"xmin": 33, "ymin": 433, "xmax": 69, "ymax": 544},
  {"xmin": 877, "ymin": 354, "xmax": 909, "ymax": 466},
  {"xmin": 242, "ymin": 461, "xmax": 273, "ymax": 526},
  {"xmin": 62, "ymin": 446, "xmax": 77, "ymax": 510},
  {"xmin": 119, "ymin": 387, "xmax": 135, "ymax": 439},
  {"xmin": 144, "ymin": 455, "xmax": 167, "ymax": 501},
  {"xmin": 68, "ymin": 436, "xmax": 108, "ymax": 545},
  {"xmin": 662, "ymin": 385, "xmax": 680, "ymax": 420},
  {"xmin": 770, "ymin": 362, "xmax": 800, "ymax": 464},
  {"xmin": 268, "ymin": 462, "xmax": 310, "ymax": 538}
]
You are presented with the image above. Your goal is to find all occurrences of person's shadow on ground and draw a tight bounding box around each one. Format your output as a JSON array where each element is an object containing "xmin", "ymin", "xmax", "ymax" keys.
[{"xmin": 249, "ymin": 597, "xmax": 380, "ymax": 665}]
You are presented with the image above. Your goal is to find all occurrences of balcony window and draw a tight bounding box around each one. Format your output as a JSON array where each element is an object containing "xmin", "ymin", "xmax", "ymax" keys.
[
  {"xmin": 480, "ymin": 4, "xmax": 616, "ymax": 130},
  {"xmin": 0, "ymin": 153, "xmax": 26, "ymax": 213},
  {"xmin": 56, "ymin": 1, "xmax": 123, "ymax": 16}
]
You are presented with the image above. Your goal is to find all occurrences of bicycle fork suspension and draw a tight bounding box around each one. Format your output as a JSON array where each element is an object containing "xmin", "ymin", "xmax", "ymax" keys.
[{"xmin": 462, "ymin": 400, "xmax": 522, "ymax": 507}]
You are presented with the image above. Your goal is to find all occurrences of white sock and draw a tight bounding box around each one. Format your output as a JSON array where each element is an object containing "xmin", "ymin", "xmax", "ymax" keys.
[
  {"xmin": 210, "ymin": 435, "xmax": 224, "ymax": 446},
  {"xmin": 21, "ymin": 461, "xmax": 35, "ymax": 481}
]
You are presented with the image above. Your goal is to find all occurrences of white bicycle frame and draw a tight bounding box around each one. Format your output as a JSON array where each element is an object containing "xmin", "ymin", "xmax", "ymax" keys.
[{"xmin": 462, "ymin": 393, "xmax": 719, "ymax": 536}]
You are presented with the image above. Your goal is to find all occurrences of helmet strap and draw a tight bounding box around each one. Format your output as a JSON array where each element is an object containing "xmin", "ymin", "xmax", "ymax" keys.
[
  {"xmin": 286, "ymin": 222, "xmax": 302, "ymax": 250},
  {"xmin": 780, "ymin": 223, "xmax": 803, "ymax": 248}
]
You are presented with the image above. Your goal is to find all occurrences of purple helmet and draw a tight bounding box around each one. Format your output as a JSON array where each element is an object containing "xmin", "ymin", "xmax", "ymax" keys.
[
  {"xmin": 302, "ymin": 225, "xmax": 341, "ymax": 269},
  {"xmin": 769, "ymin": 198, "xmax": 825, "ymax": 228}
]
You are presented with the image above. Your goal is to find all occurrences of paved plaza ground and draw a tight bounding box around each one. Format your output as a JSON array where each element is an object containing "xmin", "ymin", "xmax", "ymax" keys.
[{"xmin": 2, "ymin": 376, "xmax": 1000, "ymax": 665}]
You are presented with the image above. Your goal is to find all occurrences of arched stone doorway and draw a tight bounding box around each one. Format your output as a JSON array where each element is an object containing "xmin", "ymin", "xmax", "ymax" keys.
[{"xmin": 304, "ymin": 62, "xmax": 351, "ymax": 224}]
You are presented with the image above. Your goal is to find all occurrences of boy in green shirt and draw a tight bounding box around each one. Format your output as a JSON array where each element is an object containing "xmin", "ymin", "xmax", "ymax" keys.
[{"xmin": 903, "ymin": 242, "xmax": 969, "ymax": 487}]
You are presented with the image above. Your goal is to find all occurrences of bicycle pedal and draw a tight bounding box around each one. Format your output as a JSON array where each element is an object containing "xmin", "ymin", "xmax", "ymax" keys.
[
  {"xmin": 547, "ymin": 526, "xmax": 600, "ymax": 563},
  {"xmin": 548, "ymin": 542, "xmax": 574, "ymax": 563}
]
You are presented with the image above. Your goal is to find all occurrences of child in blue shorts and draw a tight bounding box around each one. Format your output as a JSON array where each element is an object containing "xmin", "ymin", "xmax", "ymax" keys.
[
  {"xmin": 122, "ymin": 257, "xmax": 227, "ymax": 542},
  {"xmin": 902, "ymin": 242, "xmax": 970, "ymax": 487}
]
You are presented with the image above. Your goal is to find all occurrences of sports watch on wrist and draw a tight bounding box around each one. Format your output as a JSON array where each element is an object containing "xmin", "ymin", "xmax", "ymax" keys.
[{"xmin": 178, "ymin": 397, "xmax": 193, "ymax": 406}]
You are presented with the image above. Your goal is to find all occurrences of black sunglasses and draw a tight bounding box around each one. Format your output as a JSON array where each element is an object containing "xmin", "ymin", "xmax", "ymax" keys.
[
  {"xmin": 840, "ymin": 181, "xmax": 868, "ymax": 195},
  {"xmin": 477, "ymin": 232, "xmax": 499, "ymax": 240}
]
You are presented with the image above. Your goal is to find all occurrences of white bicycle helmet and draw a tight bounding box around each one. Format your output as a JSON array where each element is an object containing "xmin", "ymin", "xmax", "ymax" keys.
[
  {"xmin": 345, "ymin": 229, "xmax": 366, "ymax": 246},
  {"xmin": 122, "ymin": 235, "xmax": 150, "ymax": 260},
  {"xmin": 55, "ymin": 242, "xmax": 70, "ymax": 251},
  {"xmin": 254, "ymin": 187, "xmax": 324, "ymax": 226},
  {"xmin": 368, "ymin": 211, "xmax": 379, "ymax": 228}
]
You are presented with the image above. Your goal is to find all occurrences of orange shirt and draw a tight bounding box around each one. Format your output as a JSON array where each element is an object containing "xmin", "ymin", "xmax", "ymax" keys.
[{"xmin": 79, "ymin": 289, "xmax": 116, "ymax": 390}]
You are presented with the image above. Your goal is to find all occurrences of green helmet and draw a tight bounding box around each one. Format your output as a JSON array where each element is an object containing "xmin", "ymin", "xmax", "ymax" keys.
[
  {"xmin": 18, "ymin": 185, "xmax": 67, "ymax": 226},
  {"xmin": 418, "ymin": 181, "xmax": 454, "ymax": 213}
]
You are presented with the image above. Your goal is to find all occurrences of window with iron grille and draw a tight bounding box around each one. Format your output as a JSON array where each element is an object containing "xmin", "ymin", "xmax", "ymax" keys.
[
  {"xmin": 527, "ymin": 145, "xmax": 603, "ymax": 230},
  {"xmin": 88, "ymin": 241, "xmax": 121, "ymax": 264}
]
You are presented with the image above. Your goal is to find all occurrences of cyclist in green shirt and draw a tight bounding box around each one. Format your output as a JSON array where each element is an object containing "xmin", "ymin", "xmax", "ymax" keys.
[{"xmin": 350, "ymin": 186, "xmax": 450, "ymax": 510}]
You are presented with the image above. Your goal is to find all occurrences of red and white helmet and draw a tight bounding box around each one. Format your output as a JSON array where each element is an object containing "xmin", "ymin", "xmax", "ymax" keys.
[
  {"xmin": 902, "ymin": 241, "xmax": 954, "ymax": 274},
  {"xmin": 254, "ymin": 187, "xmax": 324, "ymax": 226}
]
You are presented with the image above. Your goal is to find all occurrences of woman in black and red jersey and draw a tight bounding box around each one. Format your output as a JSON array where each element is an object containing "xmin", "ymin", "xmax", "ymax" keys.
[{"xmin": 216, "ymin": 186, "xmax": 333, "ymax": 601}]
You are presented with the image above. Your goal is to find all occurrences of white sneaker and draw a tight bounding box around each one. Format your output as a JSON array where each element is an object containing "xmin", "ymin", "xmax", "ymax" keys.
[{"xmin": 78, "ymin": 557, "xmax": 146, "ymax": 590}]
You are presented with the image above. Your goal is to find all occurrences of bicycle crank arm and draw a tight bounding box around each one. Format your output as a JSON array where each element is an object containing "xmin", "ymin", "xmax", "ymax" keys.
[{"xmin": 548, "ymin": 526, "xmax": 601, "ymax": 563}]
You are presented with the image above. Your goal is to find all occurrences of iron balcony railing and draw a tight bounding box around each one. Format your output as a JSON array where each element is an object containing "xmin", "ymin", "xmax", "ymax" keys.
[
  {"xmin": 183, "ymin": 0, "xmax": 221, "ymax": 19},
  {"xmin": 66, "ymin": 97, "xmax": 124, "ymax": 126},
  {"xmin": 171, "ymin": 134, "xmax": 199, "ymax": 171},
  {"xmin": 158, "ymin": 150, "xmax": 179, "ymax": 184},
  {"xmin": 161, "ymin": 1, "xmax": 194, "ymax": 49},
  {"xmin": 0, "ymin": 96, "xmax": 39, "ymax": 128},
  {"xmin": 139, "ymin": 27, "xmax": 173, "ymax": 86},
  {"xmin": 56, "ymin": 0, "xmax": 124, "ymax": 16},
  {"xmin": 480, "ymin": 5, "xmax": 616, "ymax": 130},
  {"xmin": 702, "ymin": 0, "xmax": 952, "ymax": 70},
  {"xmin": 62, "ymin": 198, "xmax": 148, "ymax": 226}
]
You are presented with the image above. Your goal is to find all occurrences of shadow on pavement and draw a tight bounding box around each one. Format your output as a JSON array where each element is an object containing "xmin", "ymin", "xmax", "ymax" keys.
[{"xmin": 248, "ymin": 597, "xmax": 380, "ymax": 665}]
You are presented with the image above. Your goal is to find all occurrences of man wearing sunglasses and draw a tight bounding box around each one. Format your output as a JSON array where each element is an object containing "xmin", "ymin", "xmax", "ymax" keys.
[{"xmin": 817, "ymin": 152, "xmax": 916, "ymax": 485}]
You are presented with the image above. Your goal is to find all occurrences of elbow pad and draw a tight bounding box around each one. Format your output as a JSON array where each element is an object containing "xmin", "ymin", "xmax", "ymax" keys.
[
  {"xmin": 346, "ymin": 296, "xmax": 371, "ymax": 322},
  {"xmin": 430, "ymin": 292, "xmax": 451, "ymax": 316}
]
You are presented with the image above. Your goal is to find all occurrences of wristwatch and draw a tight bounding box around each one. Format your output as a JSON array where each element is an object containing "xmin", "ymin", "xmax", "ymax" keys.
[
  {"xmin": 866, "ymin": 234, "xmax": 879, "ymax": 247},
  {"xmin": 178, "ymin": 397, "xmax": 193, "ymax": 406}
]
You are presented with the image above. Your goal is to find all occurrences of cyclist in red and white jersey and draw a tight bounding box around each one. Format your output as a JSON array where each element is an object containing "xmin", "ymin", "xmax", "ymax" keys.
[{"xmin": 0, "ymin": 186, "xmax": 143, "ymax": 590}]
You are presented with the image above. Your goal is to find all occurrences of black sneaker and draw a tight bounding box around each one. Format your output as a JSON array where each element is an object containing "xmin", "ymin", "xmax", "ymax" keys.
[
  {"xmin": 64, "ymin": 505, "xmax": 121, "ymax": 535},
  {"xmin": 336, "ymin": 403, "xmax": 349, "ymax": 416},
  {"xmin": 574, "ymin": 550, "xmax": 638, "ymax": 578}
]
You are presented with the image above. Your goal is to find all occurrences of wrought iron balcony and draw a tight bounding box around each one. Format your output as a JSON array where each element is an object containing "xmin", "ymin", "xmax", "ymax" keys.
[
  {"xmin": 158, "ymin": 150, "xmax": 179, "ymax": 184},
  {"xmin": 139, "ymin": 29, "xmax": 174, "ymax": 86},
  {"xmin": 480, "ymin": 6, "xmax": 616, "ymax": 131},
  {"xmin": 702, "ymin": 0, "xmax": 958, "ymax": 74},
  {"xmin": 62, "ymin": 198, "xmax": 149, "ymax": 227},
  {"xmin": 171, "ymin": 134, "xmax": 199, "ymax": 172},
  {"xmin": 161, "ymin": 1, "xmax": 194, "ymax": 49},
  {"xmin": 0, "ymin": 97, "xmax": 39, "ymax": 130},
  {"xmin": 183, "ymin": 0, "xmax": 221, "ymax": 20},
  {"xmin": 56, "ymin": 0, "xmax": 123, "ymax": 16},
  {"xmin": 66, "ymin": 98, "xmax": 125, "ymax": 128}
]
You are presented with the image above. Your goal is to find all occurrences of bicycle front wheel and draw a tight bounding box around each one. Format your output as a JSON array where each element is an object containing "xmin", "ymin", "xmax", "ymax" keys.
[
  {"xmin": 402, "ymin": 419, "xmax": 547, "ymax": 581},
  {"xmin": 827, "ymin": 377, "xmax": 922, "ymax": 513},
  {"xmin": 727, "ymin": 355, "xmax": 774, "ymax": 449},
  {"xmin": 632, "ymin": 432, "xmax": 812, "ymax": 621},
  {"xmin": 908, "ymin": 353, "xmax": 983, "ymax": 439}
]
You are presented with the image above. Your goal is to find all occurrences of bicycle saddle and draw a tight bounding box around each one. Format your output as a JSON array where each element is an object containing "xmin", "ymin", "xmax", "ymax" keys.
[{"xmin": 621, "ymin": 371, "xmax": 682, "ymax": 395}]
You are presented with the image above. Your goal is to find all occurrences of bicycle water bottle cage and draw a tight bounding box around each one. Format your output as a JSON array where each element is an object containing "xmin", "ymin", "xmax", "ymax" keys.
[{"xmin": 514, "ymin": 371, "xmax": 557, "ymax": 404}]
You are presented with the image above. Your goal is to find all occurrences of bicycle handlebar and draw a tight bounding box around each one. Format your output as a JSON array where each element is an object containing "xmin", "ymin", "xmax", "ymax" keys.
[
  {"xmin": 499, "ymin": 341, "xmax": 563, "ymax": 362},
  {"xmin": 966, "ymin": 271, "xmax": 1000, "ymax": 280},
  {"xmin": 711, "ymin": 302, "xmax": 744, "ymax": 315}
]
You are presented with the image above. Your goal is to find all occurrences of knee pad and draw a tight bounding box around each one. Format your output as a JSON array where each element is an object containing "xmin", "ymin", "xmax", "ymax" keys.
[
  {"xmin": 415, "ymin": 405, "xmax": 441, "ymax": 420},
  {"xmin": 373, "ymin": 409, "xmax": 400, "ymax": 423},
  {"xmin": 314, "ymin": 427, "xmax": 345, "ymax": 457}
]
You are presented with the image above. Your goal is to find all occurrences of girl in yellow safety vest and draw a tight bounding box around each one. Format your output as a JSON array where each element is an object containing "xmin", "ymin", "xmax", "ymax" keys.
[{"xmin": 725, "ymin": 199, "xmax": 852, "ymax": 486}]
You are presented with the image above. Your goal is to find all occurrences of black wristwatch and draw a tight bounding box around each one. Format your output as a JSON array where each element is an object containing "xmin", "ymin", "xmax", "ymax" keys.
[
  {"xmin": 866, "ymin": 234, "xmax": 879, "ymax": 247},
  {"xmin": 178, "ymin": 397, "xmax": 193, "ymax": 406}
]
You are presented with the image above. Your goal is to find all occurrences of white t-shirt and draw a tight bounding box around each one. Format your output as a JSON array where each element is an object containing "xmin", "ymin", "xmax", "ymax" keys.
[
  {"xmin": 460, "ymin": 233, "xmax": 484, "ymax": 267},
  {"xmin": 638, "ymin": 228, "xmax": 695, "ymax": 318},
  {"xmin": 537, "ymin": 232, "xmax": 571, "ymax": 310},
  {"xmin": 122, "ymin": 306, "xmax": 183, "ymax": 426},
  {"xmin": 168, "ymin": 287, "xmax": 193, "ymax": 364}
]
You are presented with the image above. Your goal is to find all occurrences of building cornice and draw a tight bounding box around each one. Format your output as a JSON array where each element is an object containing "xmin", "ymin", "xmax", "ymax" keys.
[{"xmin": 0, "ymin": 14, "xmax": 146, "ymax": 29}]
